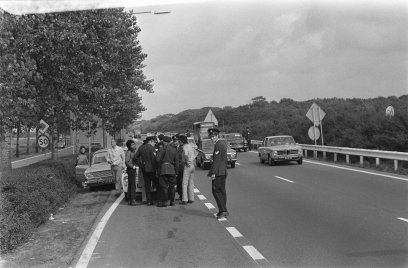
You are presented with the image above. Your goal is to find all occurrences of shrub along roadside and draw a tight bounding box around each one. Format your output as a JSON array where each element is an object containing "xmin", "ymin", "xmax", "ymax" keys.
[{"xmin": 0, "ymin": 156, "xmax": 78, "ymax": 253}]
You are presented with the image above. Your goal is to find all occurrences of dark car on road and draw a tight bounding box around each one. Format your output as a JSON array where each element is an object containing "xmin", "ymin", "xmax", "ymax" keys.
[
  {"xmin": 196, "ymin": 138, "xmax": 237, "ymax": 169},
  {"xmin": 221, "ymin": 133, "xmax": 248, "ymax": 152}
]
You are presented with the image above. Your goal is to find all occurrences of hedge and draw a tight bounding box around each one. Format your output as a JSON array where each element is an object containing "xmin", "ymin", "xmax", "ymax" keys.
[{"xmin": 0, "ymin": 156, "xmax": 78, "ymax": 253}]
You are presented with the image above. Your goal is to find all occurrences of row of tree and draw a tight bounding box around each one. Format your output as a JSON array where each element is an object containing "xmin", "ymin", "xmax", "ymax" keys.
[
  {"xmin": 138, "ymin": 95, "xmax": 408, "ymax": 152},
  {"xmin": 0, "ymin": 8, "xmax": 152, "ymax": 168}
]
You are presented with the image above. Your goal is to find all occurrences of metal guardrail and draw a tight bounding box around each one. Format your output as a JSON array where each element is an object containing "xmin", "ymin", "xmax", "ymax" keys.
[{"xmin": 250, "ymin": 140, "xmax": 408, "ymax": 171}]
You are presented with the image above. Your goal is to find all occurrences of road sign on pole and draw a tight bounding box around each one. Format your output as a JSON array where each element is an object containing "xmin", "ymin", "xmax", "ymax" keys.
[
  {"xmin": 39, "ymin": 119, "xmax": 49, "ymax": 134},
  {"xmin": 37, "ymin": 134, "xmax": 50, "ymax": 149},
  {"xmin": 306, "ymin": 102, "xmax": 326, "ymax": 145}
]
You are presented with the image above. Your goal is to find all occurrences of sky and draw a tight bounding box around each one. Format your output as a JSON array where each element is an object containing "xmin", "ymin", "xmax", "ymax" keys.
[
  {"xmin": 130, "ymin": 0, "xmax": 408, "ymax": 120},
  {"xmin": 1, "ymin": 0, "xmax": 407, "ymax": 120}
]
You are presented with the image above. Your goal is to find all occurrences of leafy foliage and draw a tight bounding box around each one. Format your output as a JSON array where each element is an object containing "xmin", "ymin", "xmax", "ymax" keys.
[
  {"xmin": 0, "ymin": 156, "xmax": 77, "ymax": 253},
  {"xmin": 0, "ymin": 9, "xmax": 152, "ymax": 138}
]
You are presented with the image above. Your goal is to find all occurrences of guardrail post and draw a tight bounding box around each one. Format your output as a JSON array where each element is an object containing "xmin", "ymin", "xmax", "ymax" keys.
[
  {"xmin": 304, "ymin": 149, "xmax": 308, "ymax": 158},
  {"xmin": 323, "ymin": 152, "xmax": 326, "ymax": 160},
  {"xmin": 334, "ymin": 153, "xmax": 337, "ymax": 162},
  {"xmin": 376, "ymin": 158, "xmax": 380, "ymax": 167},
  {"xmin": 360, "ymin": 156, "xmax": 364, "ymax": 166},
  {"xmin": 394, "ymin": 160, "xmax": 398, "ymax": 171},
  {"xmin": 313, "ymin": 150, "xmax": 317, "ymax": 159},
  {"xmin": 346, "ymin": 155, "xmax": 350, "ymax": 164}
]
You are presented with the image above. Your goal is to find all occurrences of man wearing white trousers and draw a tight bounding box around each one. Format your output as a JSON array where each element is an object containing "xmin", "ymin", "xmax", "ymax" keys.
[{"xmin": 179, "ymin": 135, "xmax": 196, "ymax": 205}]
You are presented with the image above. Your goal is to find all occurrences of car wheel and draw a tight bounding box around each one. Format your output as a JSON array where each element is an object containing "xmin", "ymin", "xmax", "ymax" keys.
[
  {"xmin": 268, "ymin": 156, "xmax": 275, "ymax": 166},
  {"xmin": 297, "ymin": 158, "xmax": 303, "ymax": 165},
  {"xmin": 260, "ymin": 157, "xmax": 264, "ymax": 163},
  {"xmin": 203, "ymin": 162, "xmax": 210, "ymax": 170},
  {"xmin": 230, "ymin": 161, "xmax": 236, "ymax": 168},
  {"xmin": 244, "ymin": 148, "xmax": 247, "ymax": 152}
]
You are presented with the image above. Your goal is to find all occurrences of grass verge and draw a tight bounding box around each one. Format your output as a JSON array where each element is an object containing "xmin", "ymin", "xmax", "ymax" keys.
[{"xmin": 0, "ymin": 188, "xmax": 112, "ymax": 268}]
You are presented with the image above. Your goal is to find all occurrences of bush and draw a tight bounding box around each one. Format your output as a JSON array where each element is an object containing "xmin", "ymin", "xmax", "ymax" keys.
[{"xmin": 0, "ymin": 156, "xmax": 78, "ymax": 253}]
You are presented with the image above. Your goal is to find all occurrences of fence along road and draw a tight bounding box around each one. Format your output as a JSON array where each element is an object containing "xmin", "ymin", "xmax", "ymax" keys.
[
  {"xmin": 251, "ymin": 140, "xmax": 408, "ymax": 171},
  {"xmin": 11, "ymin": 146, "xmax": 74, "ymax": 169}
]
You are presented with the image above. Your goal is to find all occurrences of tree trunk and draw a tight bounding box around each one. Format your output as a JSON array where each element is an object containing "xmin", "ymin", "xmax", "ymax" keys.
[
  {"xmin": 26, "ymin": 125, "xmax": 31, "ymax": 154},
  {"xmin": 16, "ymin": 122, "xmax": 20, "ymax": 158},
  {"xmin": 0, "ymin": 131, "xmax": 12, "ymax": 172},
  {"xmin": 35, "ymin": 127, "xmax": 39, "ymax": 153}
]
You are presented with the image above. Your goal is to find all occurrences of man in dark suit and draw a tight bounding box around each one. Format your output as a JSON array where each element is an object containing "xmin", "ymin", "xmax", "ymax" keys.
[
  {"xmin": 156, "ymin": 136, "xmax": 179, "ymax": 207},
  {"xmin": 134, "ymin": 136, "xmax": 157, "ymax": 205},
  {"xmin": 207, "ymin": 128, "xmax": 229, "ymax": 218}
]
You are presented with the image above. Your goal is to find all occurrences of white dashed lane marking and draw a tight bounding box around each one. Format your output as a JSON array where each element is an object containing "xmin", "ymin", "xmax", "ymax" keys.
[
  {"xmin": 397, "ymin": 217, "xmax": 408, "ymax": 223},
  {"xmin": 194, "ymin": 187, "xmax": 271, "ymax": 266},
  {"xmin": 204, "ymin": 202, "xmax": 216, "ymax": 209},
  {"xmin": 243, "ymin": 245, "xmax": 266, "ymax": 260},
  {"xmin": 275, "ymin": 176, "xmax": 295, "ymax": 183},
  {"xmin": 226, "ymin": 227, "xmax": 243, "ymax": 238}
]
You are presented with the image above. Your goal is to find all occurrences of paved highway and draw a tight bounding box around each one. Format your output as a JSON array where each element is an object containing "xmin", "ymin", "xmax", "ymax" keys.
[{"xmin": 76, "ymin": 151, "xmax": 408, "ymax": 267}]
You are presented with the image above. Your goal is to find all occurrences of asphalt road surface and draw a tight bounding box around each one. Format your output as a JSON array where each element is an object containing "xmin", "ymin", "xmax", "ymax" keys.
[{"xmin": 77, "ymin": 151, "xmax": 408, "ymax": 267}]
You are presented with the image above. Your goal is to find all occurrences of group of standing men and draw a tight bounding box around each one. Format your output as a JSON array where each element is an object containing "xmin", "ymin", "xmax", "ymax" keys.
[
  {"xmin": 107, "ymin": 133, "xmax": 197, "ymax": 207},
  {"xmin": 106, "ymin": 127, "xmax": 229, "ymax": 219}
]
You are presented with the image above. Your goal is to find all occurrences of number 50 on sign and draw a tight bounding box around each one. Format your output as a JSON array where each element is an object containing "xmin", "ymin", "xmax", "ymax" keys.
[{"xmin": 37, "ymin": 134, "xmax": 50, "ymax": 149}]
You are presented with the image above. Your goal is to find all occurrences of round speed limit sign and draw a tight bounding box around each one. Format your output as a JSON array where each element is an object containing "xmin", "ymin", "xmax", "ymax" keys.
[{"xmin": 37, "ymin": 134, "xmax": 50, "ymax": 149}]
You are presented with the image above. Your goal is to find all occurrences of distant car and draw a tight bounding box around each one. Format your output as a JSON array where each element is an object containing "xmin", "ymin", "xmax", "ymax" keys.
[
  {"xmin": 221, "ymin": 133, "xmax": 248, "ymax": 152},
  {"xmin": 56, "ymin": 140, "xmax": 66, "ymax": 149},
  {"xmin": 258, "ymin": 135, "xmax": 303, "ymax": 165},
  {"xmin": 187, "ymin": 136, "xmax": 198, "ymax": 150},
  {"xmin": 196, "ymin": 139, "xmax": 237, "ymax": 169}
]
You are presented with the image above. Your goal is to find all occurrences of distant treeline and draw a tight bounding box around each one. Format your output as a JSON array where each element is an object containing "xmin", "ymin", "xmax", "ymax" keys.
[{"xmin": 138, "ymin": 95, "xmax": 408, "ymax": 152}]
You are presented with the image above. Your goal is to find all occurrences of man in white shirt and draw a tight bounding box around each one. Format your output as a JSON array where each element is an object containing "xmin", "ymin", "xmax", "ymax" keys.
[
  {"xmin": 180, "ymin": 135, "xmax": 196, "ymax": 204},
  {"xmin": 107, "ymin": 139, "xmax": 126, "ymax": 196}
]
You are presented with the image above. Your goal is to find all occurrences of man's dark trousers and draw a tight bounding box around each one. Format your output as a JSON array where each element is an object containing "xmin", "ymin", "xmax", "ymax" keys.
[
  {"xmin": 176, "ymin": 167, "xmax": 184, "ymax": 199},
  {"xmin": 127, "ymin": 168, "xmax": 136, "ymax": 203},
  {"xmin": 159, "ymin": 174, "xmax": 177, "ymax": 204},
  {"xmin": 143, "ymin": 172, "xmax": 156, "ymax": 203},
  {"xmin": 212, "ymin": 175, "xmax": 227, "ymax": 213}
]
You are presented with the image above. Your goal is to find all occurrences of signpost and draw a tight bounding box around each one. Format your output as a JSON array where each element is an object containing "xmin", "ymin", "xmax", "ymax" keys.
[
  {"xmin": 37, "ymin": 134, "xmax": 50, "ymax": 149},
  {"xmin": 306, "ymin": 102, "xmax": 326, "ymax": 145},
  {"xmin": 39, "ymin": 119, "xmax": 49, "ymax": 134}
]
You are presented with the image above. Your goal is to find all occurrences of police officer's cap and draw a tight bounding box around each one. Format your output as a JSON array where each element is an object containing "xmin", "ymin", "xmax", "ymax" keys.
[
  {"xmin": 158, "ymin": 134, "xmax": 164, "ymax": 140},
  {"xmin": 162, "ymin": 136, "xmax": 172, "ymax": 143},
  {"xmin": 146, "ymin": 136, "xmax": 156, "ymax": 142},
  {"xmin": 208, "ymin": 128, "xmax": 220, "ymax": 137}
]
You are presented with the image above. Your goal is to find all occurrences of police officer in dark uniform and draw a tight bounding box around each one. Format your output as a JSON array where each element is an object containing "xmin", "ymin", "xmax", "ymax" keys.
[
  {"xmin": 134, "ymin": 136, "xmax": 157, "ymax": 205},
  {"xmin": 207, "ymin": 128, "xmax": 229, "ymax": 218},
  {"xmin": 172, "ymin": 134, "xmax": 185, "ymax": 200},
  {"xmin": 156, "ymin": 136, "xmax": 179, "ymax": 207}
]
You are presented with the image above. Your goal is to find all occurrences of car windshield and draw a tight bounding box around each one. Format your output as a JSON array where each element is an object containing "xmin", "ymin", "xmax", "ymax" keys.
[
  {"xmin": 225, "ymin": 134, "xmax": 243, "ymax": 141},
  {"xmin": 92, "ymin": 152, "xmax": 108, "ymax": 165},
  {"xmin": 201, "ymin": 140, "xmax": 214, "ymax": 151},
  {"xmin": 187, "ymin": 138, "xmax": 195, "ymax": 144},
  {"xmin": 268, "ymin": 137, "xmax": 296, "ymax": 146}
]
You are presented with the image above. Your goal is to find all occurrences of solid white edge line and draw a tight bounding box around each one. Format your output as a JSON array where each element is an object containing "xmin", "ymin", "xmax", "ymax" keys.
[
  {"xmin": 197, "ymin": 194, "xmax": 206, "ymax": 200},
  {"xmin": 236, "ymin": 163, "xmax": 241, "ymax": 165},
  {"xmin": 275, "ymin": 176, "xmax": 294, "ymax": 183},
  {"xmin": 204, "ymin": 203, "xmax": 216, "ymax": 209},
  {"xmin": 397, "ymin": 217, "xmax": 408, "ymax": 223},
  {"xmin": 226, "ymin": 227, "xmax": 243, "ymax": 238},
  {"xmin": 75, "ymin": 193, "xmax": 124, "ymax": 268},
  {"xmin": 304, "ymin": 160, "xmax": 408, "ymax": 182},
  {"xmin": 243, "ymin": 245, "xmax": 266, "ymax": 260}
]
